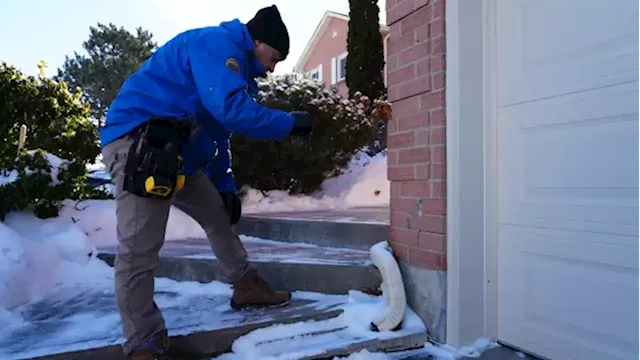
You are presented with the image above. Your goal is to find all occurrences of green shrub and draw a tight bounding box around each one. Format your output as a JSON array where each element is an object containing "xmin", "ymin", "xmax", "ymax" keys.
[
  {"xmin": 0, "ymin": 62, "xmax": 109, "ymax": 220},
  {"xmin": 231, "ymin": 75, "xmax": 377, "ymax": 195}
]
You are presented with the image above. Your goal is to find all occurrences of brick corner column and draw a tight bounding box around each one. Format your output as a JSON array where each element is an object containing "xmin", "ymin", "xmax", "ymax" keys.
[{"xmin": 386, "ymin": 0, "xmax": 447, "ymax": 272}]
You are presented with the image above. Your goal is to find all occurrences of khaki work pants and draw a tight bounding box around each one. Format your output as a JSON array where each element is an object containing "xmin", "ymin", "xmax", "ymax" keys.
[{"xmin": 102, "ymin": 135, "xmax": 253, "ymax": 354}]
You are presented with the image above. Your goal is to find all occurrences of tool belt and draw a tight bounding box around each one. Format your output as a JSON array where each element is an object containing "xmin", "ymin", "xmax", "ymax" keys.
[{"xmin": 123, "ymin": 117, "xmax": 195, "ymax": 200}]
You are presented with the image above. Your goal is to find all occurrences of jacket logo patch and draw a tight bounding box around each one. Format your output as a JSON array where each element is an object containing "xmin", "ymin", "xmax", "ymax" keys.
[{"xmin": 225, "ymin": 58, "xmax": 240, "ymax": 73}]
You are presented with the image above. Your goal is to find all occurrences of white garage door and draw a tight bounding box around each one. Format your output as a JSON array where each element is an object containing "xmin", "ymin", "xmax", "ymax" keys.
[{"xmin": 495, "ymin": 1, "xmax": 639, "ymax": 360}]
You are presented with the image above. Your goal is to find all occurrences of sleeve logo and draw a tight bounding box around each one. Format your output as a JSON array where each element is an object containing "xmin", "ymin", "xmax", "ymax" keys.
[{"xmin": 225, "ymin": 58, "xmax": 240, "ymax": 73}]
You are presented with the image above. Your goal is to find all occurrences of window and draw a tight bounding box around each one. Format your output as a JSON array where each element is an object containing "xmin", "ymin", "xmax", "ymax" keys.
[
  {"xmin": 307, "ymin": 64, "xmax": 323, "ymax": 81},
  {"xmin": 331, "ymin": 52, "xmax": 348, "ymax": 84},
  {"xmin": 337, "ymin": 52, "xmax": 347, "ymax": 81}
]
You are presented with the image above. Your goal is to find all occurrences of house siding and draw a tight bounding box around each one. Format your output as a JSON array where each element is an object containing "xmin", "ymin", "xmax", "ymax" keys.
[
  {"xmin": 301, "ymin": 17, "xmax": 350, "ymax": 97},
  {"xmin": 386, "ymin": 0, "xmax": 448, "ymax": 342},
  {"xmin": 300, "ymin": 15, "xmax": 390, "ymax": 99}
]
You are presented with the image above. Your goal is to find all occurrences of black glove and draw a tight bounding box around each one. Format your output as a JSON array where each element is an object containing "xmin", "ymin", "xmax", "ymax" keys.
[
  {"xmin": 289, "ymin": 111, "xmax": 313, "ymax": 136},
  {"xmin": 219, "ymin": 191, "xmax": 242, "ymax": 225}
]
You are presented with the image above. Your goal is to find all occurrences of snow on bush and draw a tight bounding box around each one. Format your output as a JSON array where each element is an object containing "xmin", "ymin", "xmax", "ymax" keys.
[{"xmin": 0, "ymin": 149, "xmax": 109, "ymax": 220}]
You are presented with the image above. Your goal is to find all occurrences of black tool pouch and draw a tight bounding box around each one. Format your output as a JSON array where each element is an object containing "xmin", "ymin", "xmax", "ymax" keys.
[{"xmin": 123, "ymin": 117, "xmax": 194, "ymax": 200}]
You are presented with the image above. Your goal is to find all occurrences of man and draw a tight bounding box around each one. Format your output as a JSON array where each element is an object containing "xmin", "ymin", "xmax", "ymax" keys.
[{"xmin": 100, "ymin": 5, "xmax": 312, "ymax": 359}]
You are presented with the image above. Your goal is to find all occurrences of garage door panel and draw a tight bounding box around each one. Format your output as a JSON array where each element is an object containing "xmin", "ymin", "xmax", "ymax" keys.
[
  {"xmin": 494, "ymin": 1, "xmax": 639, "ymax": 358},
  {"xmin": 498, "ymin": 226, "xmax": 638, "ymax": 360},
  {"xmin": 497, "ymin": 82, "xmax": 639, "ymax": 236},
  {"xmin": 497, "ymin": 0, "xmax": 639, "ymax": 107}
]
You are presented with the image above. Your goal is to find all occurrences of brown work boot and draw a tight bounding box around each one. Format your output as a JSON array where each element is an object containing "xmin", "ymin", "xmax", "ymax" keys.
[
  {"xmin": 131, "ymin": 349, "xmax": 172, "ymax": 360},
  {"xmin": 129, "ymin": 331, "xmax": 178, "ymax": 360},
  {"xmin": 230, "ymin": 269, "xmax": 292, "ymax": 310}
]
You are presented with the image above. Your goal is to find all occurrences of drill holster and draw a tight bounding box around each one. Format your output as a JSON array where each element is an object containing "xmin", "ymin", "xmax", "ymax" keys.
[{"xmin": 123, "ymin": 117, "xmax": 195, "ymax": 199}]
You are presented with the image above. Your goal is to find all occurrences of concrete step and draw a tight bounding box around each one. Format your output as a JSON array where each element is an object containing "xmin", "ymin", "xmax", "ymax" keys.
[
  {"xmin": 236, "ymin": 208, "xmax": 389, "ymax": 251},
  {"xmin": 96, "ymin": 237, "xmax": 381, "ymax": 295},
  {"xmin": 215, "ymin": 320, "xmax": 427, "ymax": 360},
  {"xmin": 2, "ymin": 277, "xmax": 426, "ymax": 360},
  {"xmin": 2, "ymin": 283, "xmax": 346, "ymax": 360}
]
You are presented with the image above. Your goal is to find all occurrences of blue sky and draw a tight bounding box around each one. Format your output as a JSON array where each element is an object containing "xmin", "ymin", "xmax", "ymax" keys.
[{"xmin": 0, "ymin": 0, "xmax": 386, "ymax": 77}]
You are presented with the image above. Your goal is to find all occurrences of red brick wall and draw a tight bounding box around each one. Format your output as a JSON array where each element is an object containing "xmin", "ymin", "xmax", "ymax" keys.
[{"xmin": 386, "ymin": 0, "xmax": 446, "ymax": 271}]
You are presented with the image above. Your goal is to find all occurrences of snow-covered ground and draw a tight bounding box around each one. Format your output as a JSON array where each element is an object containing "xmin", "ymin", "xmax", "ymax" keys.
[
  {"xmin": 0, "ymin": 213, "xmax": 498, "ymax": 360},
  {"xmin": 242, "ymin": 151, "xmax": 389, "ymax": 213},
  {"xmin": 88, "ymin": 150, "xmax": 389, "ymax": 213},
  {"xmin": 0, "ymin": 151, "xmax": 501, "ymax": 359}
]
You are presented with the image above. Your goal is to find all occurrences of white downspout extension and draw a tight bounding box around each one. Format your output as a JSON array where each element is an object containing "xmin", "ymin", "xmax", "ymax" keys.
[
  {"xmin": 383, "ymin": 33, "xmax": 390, "ymax": 87},
  {"xmin": 369, "ymin": 241, "xmax": 407, "ymax": 332}
]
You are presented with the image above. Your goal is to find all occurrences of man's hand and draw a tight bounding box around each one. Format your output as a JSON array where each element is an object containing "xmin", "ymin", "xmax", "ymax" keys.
[
  {"xmin": 219, "ymin": 191, "xmax": 242, "ymax": 225},
  {"xmin": 289, "ymin": 111, "xmax": 313, "ymax": 136}
]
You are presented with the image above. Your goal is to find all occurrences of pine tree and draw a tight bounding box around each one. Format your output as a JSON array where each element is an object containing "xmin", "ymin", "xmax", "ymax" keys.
[
  {"xmin": 346, "ymin": 0, "xmax": 387, "ymax": 154},
  {"xmin": 56, "ymin": 23, "xmax": 157, "ymax": 126},
  {"xmin": 346, "ymin": 0, "xmax": 386, "ymax": 101}
]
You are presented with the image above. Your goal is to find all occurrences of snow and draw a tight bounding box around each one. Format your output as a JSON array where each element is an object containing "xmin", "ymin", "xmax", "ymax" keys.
[
  {"xmin": 414, "ymin": 338, "xmax": 501, "ymax": 359},
  {"xmin": 0, "ymin": 198, "xmax": 207, "ymax": 248},
  {"xmin": 0, "ymin": 150, "xmax": 66, "ymax": 186},
  {"xmin": 49, "ymin": 199, "xmax": 207, "ymax": 246},
  {"xmin": 0, "ymin": 219, "xmax": 107, "ymax": 317},
  {"xmin": 80, "ymin": 143, "xmax": 389, "ymax": 215},
  {"xmin": 0, "ymin": 171, "xmax": 18, "ymax": 186},
  {"xmin": 0, "ymin": 150, "xmax": 497, "ymax": 360},
  {"xmin": 0, "ymin": 207, "xmax": 498, "ymax": 360},
  {"xmin": 214, "ymin": 289, "xmax": 499, "ymax": 360},
  {"xmin": 242, "ymin": 151, "xmax": 389, "ymax": 214},
  {"xmin": 0, "ymin": 197, "xmax": 213, "ymax": 317},
  {"xmin": 3, "ymin": 190, "xmax": 382, "ymax": 251},
  {"xmin": 214, "ymin": 290, "xmax": 426, "ymax": 360},
  {"xmin": 328, "ymin": 338, "xmax": 501, "ymax": 360},
  {"xmin": 0, "ymin": 211, "xmax": 402, "ymax": 359}
]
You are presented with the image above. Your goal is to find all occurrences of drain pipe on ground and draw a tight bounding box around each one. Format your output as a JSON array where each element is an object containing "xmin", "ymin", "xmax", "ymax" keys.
[{"xmin": 369, "ymin": 241, "xmax": 407, "ymax": 332}]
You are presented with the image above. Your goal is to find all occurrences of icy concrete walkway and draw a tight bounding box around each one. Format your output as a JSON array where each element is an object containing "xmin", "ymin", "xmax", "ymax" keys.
[
  {"xmin": 399, "ymin": 345, "xmax": 539, "ymax": 360},
  {"xmin": 0, "ymin": 281, "xmax": 346, "ymax": 360},
  {"xmin": 245, "ymin": 206, "xmax": 390, "ymax": 224},
  {"xmin": 97, "ymin": 237, "xmax": 373, "ymax": 267}
]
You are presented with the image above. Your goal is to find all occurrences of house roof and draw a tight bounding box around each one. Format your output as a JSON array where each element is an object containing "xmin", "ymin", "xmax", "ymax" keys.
[{"xmin": 293, "ymin": 10, "xmax": 390, "ymax": 73}]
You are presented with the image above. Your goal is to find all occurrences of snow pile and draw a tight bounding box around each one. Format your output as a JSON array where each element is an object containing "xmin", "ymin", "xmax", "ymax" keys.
[
  {"xmin": 215, "ymin": 290, "xmax": 426, "ymax": 360},
  {"xmin": 412, "ymin": 338, "xmax": 501, "ymax": 359},
  {"xmin": 0, "ymin": 217, "xmax": 111, "ymax": 324},
  {"xmin": 0, "ymin": 206, "xmax": 227, "ymax": 330},
  {"xmin": 216, "ymin": 288, "xmax": 499, "ymax": 360},
  {"xmin": 52, "ymin": 199, "xmax": 206, "ymax": 246},
  {"xmin": 242, "ymin": 151, "xmax": 389, "ymax": 214}
]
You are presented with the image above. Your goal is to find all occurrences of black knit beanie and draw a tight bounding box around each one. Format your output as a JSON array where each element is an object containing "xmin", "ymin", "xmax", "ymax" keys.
[{"xmin": 246, "ymin": 5, "xmax": 290, "ymax": 60}]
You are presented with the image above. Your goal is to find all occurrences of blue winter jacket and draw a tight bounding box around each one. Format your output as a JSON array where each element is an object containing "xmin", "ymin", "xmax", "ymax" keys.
[{"xmin": 100, "ymin": 19, "xmax": 295, "ymax": 192}]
